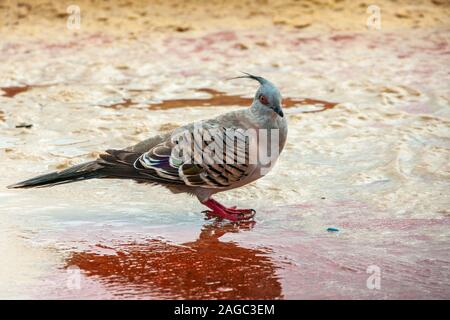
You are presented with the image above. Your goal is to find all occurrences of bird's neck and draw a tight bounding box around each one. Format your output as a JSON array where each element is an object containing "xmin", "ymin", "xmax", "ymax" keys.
[{"xmin": 250, "ymin": 103, "xmax": 282, "ymax": 128}]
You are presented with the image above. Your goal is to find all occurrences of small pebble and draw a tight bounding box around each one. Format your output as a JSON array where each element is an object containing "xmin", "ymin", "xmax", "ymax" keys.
[{"xmin": 16, "ymin": 123, "xmax": 33, "ymax": 129}]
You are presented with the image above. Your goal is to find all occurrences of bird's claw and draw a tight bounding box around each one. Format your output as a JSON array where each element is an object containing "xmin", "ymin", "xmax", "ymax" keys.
[
  {"xmin": 234, "ymin": 209, "xmax": 256, "ymax": 220},
  {"xmin": 202, "ymin": 210, "xmax": 216, "ymax": 220}
]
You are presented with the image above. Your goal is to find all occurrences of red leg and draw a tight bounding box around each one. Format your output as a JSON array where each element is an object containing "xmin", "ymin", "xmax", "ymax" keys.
[
  {"xmin": 210, "ymin": 199, "xmax": 256, "ymax": 216},
  {"xmin": 201, "ymin": 198, "xmax": 255, "ymax": 222}
]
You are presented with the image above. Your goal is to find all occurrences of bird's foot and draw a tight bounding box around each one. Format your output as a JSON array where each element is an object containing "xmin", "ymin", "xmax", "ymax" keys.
[
  {"xmin": 203, "ymin": 209, "xmax": 255, "ymax": 222},
  {"xmin": 203, "ymin": 208, "xmax": 256, "ymax": 221},
  {"xmin": 201, "ymin": 199, "xmax": 255, "ymax": 222}
]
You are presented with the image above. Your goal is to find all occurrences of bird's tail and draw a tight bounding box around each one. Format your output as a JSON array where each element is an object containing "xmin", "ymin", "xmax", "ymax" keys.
[{"xmin": 7, "ymin": 161, "xmax": 104, "ymax": 189}]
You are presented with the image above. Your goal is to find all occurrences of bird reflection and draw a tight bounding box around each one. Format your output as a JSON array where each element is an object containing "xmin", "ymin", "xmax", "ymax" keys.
[{"xmin": 66, "ymin": 221, "xmax": 282, "ymax": 299}]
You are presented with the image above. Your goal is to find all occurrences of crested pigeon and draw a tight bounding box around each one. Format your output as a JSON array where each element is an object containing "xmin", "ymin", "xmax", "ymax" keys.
[{"xmin": 8, "ymin": 74, "xmax": 288, "ymax": 222}]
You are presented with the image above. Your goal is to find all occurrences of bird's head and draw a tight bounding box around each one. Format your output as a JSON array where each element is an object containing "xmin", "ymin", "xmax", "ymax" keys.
[{"xmin": 231, "ymin": 72, "xmax": 283, "ymax": 118}]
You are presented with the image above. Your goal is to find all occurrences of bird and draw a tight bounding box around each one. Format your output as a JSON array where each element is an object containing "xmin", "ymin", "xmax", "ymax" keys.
[{"xmin": 7, "ymin": 73, "xmax": 288, "ymax": 222}]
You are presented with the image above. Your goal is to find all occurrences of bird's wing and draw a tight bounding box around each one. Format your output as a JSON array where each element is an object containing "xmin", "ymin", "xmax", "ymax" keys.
[
  {"xmin": 177, "ymin": 126, "xmax": 253, "ymax": 188},
  {"xmin": 100, "ymin": 125, "xmax": 254, "ymax": 188}
]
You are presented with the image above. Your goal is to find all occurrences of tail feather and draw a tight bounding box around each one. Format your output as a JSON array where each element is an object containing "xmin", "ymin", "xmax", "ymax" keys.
[
  {"xmin": 7, "ymin": 161, "xmax": 103, "ymax": 189},
  {"xmin": 6, "ymin": 149, "xmax": 179, "ymax": 189}
]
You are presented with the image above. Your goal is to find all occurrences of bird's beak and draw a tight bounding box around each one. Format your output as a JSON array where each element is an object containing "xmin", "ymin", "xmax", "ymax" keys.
[{"xmin": 273, "ymin": 105, "xmax": 284, "ymax": 118}]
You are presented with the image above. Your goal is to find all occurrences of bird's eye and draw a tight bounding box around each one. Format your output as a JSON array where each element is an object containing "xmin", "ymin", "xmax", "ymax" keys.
[{"xmin": 259, "ymin": 95, "xmax": 268, "ymax": 105}]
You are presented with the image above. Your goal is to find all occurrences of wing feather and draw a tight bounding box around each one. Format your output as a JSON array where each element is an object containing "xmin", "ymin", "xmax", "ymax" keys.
[{"xmin": 100, "ymin": 125, "xmax": 254, "ymax": 188}]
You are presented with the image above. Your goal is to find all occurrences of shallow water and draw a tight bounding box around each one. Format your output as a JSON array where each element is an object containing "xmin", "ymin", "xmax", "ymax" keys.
[{"xmin": 0, "ymin": 27, "xmax": 449, "ymax": 299}]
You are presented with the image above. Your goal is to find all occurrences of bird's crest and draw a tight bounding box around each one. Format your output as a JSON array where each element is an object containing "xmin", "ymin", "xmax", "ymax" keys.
[{"xmin": 228, "ymin": 72, "xmax": 268, "ymax": 85}]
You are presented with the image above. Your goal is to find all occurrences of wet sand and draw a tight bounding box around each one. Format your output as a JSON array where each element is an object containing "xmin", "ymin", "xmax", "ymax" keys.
[{"xmin": 0, "ymin": 0, "xmax": 449, "ymax": 299}]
